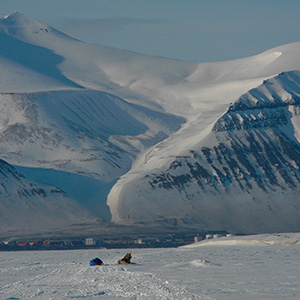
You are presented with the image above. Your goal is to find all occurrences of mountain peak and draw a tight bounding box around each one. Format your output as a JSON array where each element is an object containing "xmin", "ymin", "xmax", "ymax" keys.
[
  {"xmin": 4, "ymin": 11, "xmax": 23, "ymax": 19},
  {"xmin": 0, "ymin": 11, "xmax": 52, "ymax": 42},
  {"xmin": 2, "ymin": 11, "xmax": 45, "ymax": 27}
]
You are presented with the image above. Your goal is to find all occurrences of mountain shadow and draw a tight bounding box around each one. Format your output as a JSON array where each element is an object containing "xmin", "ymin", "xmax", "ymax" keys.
[{"xmin": 0, "ymin": 32, "xmax": 82, "ymax": 89}]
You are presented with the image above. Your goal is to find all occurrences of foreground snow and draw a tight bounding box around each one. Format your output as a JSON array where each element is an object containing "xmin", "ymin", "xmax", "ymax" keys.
[{"xmin": 1, "ymin": 234, "xmax": 300, "ymax": 299}]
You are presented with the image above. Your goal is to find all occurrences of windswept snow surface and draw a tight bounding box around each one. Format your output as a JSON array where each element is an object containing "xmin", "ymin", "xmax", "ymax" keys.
[{"xmin": 1, "ymin": 234, "xmax": 300, "ymax": 299}]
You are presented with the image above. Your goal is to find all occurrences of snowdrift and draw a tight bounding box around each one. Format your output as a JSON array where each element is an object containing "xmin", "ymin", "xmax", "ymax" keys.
[{"xmin": 183, "ymin": 232, "xmax": 300, "ymax": 247}]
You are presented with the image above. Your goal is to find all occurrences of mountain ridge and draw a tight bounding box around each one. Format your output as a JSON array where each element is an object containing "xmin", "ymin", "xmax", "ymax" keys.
[{"xmin": 1, "ymin": 13, "xmax": 300, "ymax": 235}]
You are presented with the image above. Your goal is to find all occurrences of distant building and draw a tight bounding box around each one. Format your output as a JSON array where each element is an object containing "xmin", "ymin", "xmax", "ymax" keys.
[
  {"xmin": 28, "ymin": 241, "xmax": 43, "ymax": 246},
  {"xmin": 213, "ymin": 234, "xmax": 222, "ymax": 239},
  {"xmin": 3, "ymin": 240, "xmax": 17, "ymax": 247},
  {"xmin": 194, "ymin": 236, "xmax": 201, "ymax": 243},
  {"xmin": 18, "ymin": 242, "xmax": 29, "ymax": 247},
  {"xmin": 85, "ymin": 238, "xmax": 102, "ymax": 246},
  {"xmin": 205, "ymin": 231, "xmax": 228, "ymax": 239},
  {"xmin": 226, "ymin": 233, "xmax": 235, "ymax": 237},
  {"xmin": 135, "ymin": 238, "xmax": 158, "ymax": 245},
  {"xmin": 194, "ymin": 233, "xmax": 204, "ymax": 243},
  {"xmin": 43, "ymin": 240, "xmax": 64, "ymax": 247}
]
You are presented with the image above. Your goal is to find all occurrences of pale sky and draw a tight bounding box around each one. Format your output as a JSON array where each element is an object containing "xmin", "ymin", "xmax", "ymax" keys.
[{"xmin": 1, "ymin": 0, "xmax": 300, "ymax": 62}]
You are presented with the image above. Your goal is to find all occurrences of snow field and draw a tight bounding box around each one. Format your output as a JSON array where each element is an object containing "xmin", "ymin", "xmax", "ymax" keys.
[
  {"xmin": 1, "ymin": 237, "xmax": 300, "ymax": 300},
  {"xmin": 0, "ymin": 249, "xmax": 203, "ymax": 300}
]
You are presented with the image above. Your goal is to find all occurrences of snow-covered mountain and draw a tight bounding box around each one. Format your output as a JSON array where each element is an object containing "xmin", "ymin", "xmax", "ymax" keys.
[
  {"xmin": 0, "ymin": 158, "xmax": 95, "ymax": 237},
  {"xmin": 0, "ymin": 90, "xmax": 183, "ymax": 182},
  {"xmin": 108, "ymin": 71, "xmax": 300, "ymax": 233},
  {"xmin": 1, "ymin": 12, "xmax": 300, "ymax": 235}
]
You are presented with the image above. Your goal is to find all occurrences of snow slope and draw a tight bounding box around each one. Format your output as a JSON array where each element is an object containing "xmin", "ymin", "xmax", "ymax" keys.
[
  {"xmin": 0, "ymin": 90, "xmax": 183, "ymax": 181},
  {"xmin": 2, "ymin": 233, "xmax": 300, "ymax": 299},
  {"xmin": 0, "ymin": 158, "xmax": 95, "ymax": 237},
  {"xmin": 2, "ymin": 12, "xmax": 300, "ymax": 235},
  {"xmin": 2, "ymin": 12, "xmax": 300, "ymax": 118},
  {"xmin": 185, "ymin": 232, "xmax": 300, "ymax": 247}
]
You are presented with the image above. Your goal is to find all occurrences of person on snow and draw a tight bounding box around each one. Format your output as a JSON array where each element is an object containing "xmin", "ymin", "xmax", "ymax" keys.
[{"xmin": 118, "ymin": 253, "xmax": 132, "ymax": 264}]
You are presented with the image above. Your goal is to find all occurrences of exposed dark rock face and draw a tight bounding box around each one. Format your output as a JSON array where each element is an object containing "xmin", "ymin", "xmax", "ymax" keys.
[
  {"xmin": 140, "ymin": 71, "xmax": 300, "ymax": 233},
  {"xmin": 149, "ymin": 71, "xmax": 300, "ymax": 194}
]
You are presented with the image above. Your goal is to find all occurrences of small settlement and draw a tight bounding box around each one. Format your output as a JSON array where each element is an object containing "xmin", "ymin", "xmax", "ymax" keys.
[{"xmin": 0, "ymin": 231, "xmax": 234, "ymax": 251}]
